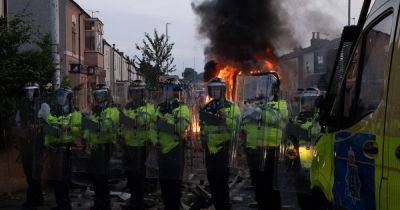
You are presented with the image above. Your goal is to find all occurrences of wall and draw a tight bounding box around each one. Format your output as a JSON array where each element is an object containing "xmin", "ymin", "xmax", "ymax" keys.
[
  {"xmin": 65, "ymin": 0, "xmax": 89, "ymax": 110},
  {"xmin": 103, "ymin": 43, "xmax": 113, "ymax": 89},
  {"xmin": 0, "ymin": 0, "xmax": 5, "ymax": 17}
]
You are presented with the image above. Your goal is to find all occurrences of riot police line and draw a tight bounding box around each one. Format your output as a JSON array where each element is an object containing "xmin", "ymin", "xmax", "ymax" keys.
[{"xmin": 13, "ymin": 74, "xmax": 320, "ymax": 210}]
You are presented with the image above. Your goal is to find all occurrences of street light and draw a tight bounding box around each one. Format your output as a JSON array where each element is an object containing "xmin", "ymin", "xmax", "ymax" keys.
[
  {"xmin": 348, "ymin": 0, "xmax": 351, "ymax": 25},
  {"xmin": 166, "ymin": 22, "xmax": 171, "ymax": 39}
]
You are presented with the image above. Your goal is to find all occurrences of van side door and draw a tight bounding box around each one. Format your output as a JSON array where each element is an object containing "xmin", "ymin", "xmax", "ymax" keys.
[{"xmin": 330, "ymin": 7, "xmax": 396, "ymax": 210}]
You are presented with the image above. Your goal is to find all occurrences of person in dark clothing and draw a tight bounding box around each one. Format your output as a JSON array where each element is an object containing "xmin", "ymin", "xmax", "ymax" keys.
[
  {"xmin": 82, "ymin": 84, "xmax": 119, "ymax": 210},
  {"xmin": 15, "ymin": 83, "xmax": 47, "ymax": 210},
  {"xmin": 120, "ymin": 80, "xmax": 157, "ymax": 210},
  {"xmin": 43, "ymin": 87, "xmax": 82, "ymax": 210},
  {"xmin": 200, "ymin": 78, "xmax": 241, "ymax": 210},
  {"xmin": 157, "ymin": 77, "xmax": 190, "ymax": 210}
]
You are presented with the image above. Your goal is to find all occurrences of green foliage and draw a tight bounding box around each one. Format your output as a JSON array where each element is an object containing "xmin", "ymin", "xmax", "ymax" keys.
[
  {"xmin": 0, "ymin": 15, "xmax": 56, "ymax": 132},
  {"xmin": 134, "ymin": 29, "xmax": 176, "ymax": 89},
  {"xmin": 182, "ymin": 68, "xmax": 198, "ymax": 82}
]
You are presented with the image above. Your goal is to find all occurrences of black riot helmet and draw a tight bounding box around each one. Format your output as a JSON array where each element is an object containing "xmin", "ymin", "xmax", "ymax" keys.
[
  {"xmin": 23, "ymin": 82, "xmax": 40, "ymax": 101},
  {"xmin": 55, "ymin": 87, "xmax": 73, "ymax": 113},
  {"xmin": 207, "ymin": 77, "xmax": 226, "ymax": 100},
  {"xmin": 160, "ymin": 76, "xmax": 181, "ymax": 101},
  {"xmin": 92, "ymin": 83, "xmax": 110, "ymax": 105},
  {"xmin": 128, "ymin": 79, "xmax": 146, "ymax": 101}
]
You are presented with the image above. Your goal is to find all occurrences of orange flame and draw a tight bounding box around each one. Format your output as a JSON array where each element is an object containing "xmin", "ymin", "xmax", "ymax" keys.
[
  {"xmin": 209, "ymin": 48, "xmax": 279, "ymax": 101},
  {"xmin": 216, "ymin": 65, "xmax": 238, "ymax": 100}
]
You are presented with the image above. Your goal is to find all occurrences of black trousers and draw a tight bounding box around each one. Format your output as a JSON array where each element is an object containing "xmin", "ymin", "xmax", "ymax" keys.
[
  {"xmin": 47, "ymin": 147, "xmax": 72, "ymax": 210},
  {"xmin": 91, "ymin": 144, "xmax": 111, "ymax": 210},
  {"xmin": 158, "ymin": 145, "xmax": 184, "ymax": 210},
  {"xmin": 124, "ymin": 146, "xmax": 146, "ymax": 210},
  {"xmin": 205, "ymin": 145, "xmax": 231, "ymax": 210},
  {"xmin": 23, "ymin": 173, "xmax": 43, "ymax": 207},
  {"xmin": 51, "ymin": 181, "xmax": 71, "ymax": 210},
  {"xmin": 21, "ymin": 140, "xmax": 44, "ymax": 207},
  {"xmin": 247, "ymin": 147, "xmax": 281, "ymax": 210},
  {"xmin": 160, "ymin": 179, "xmax": 182, "ymax": 210}
]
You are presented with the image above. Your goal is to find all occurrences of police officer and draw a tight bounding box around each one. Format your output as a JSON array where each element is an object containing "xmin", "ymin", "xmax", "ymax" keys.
[
  {"xmin": 120, "ymin": 80, "xmax": 157, "ymax": 210},
  {"xmin": 200, "ymin": 78, "xmax": 241, "ymax": 210},
  {"xmin": 157, "ymin": 77, "xmax": 190, "ymax": 210},
  {"xmin": 15, "ymin": 82, "xmax": 48, "ymax": 210},
  {"xmin": 83, "ymin": 84, "xmax": 119, "ymax": 210},
  {"xmin": 241, "ymin": 73, "xmax": 288, "ymax": 210},
  {"xmin": 43, "ymin": 86, "xmax": 82, "ymax": 210}
]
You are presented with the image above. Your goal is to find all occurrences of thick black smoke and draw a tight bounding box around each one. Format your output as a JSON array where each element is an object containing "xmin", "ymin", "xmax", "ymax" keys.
[{"xmin": 192, "ymin": 0, "xmax": 296, "ymax": 65}]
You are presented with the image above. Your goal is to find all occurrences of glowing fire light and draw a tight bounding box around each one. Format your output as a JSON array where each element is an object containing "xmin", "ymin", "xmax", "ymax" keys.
[
  {"xmin": 208, "ymin": 48, "xmax": 279, "ymax": 101},
  {"xmin": 216, "ymin": 65, "xmax": 238, "ymax": 100},
  {"xmin": 191, "ymin": 115, "xmax": 201, "ymax": 134}
]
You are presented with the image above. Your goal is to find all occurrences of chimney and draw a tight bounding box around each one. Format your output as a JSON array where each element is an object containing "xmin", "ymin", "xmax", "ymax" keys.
[
  {"xmin": 312, "ymin": 32, "xmax": 315, "ymax": 39},
  {"xmin": 317, "ymin": 32, "xmax": 320, "ymax": 39}
]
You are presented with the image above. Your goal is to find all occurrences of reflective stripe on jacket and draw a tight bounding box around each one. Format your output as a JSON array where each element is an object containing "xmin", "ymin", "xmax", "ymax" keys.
[
  {"xmin": 202, "ymin": 101, "xmax": 241, "ymax": 154},
  {"xmin": 243, "ymin": 100, "xmax": 288, "ymax": 149},
  {"xmin": 44, "ymin": 111, "xmax": 82, "ymax": 147},
  {"xmin": 157, "ymin": 104, "xmax": 190, "ymax": 154},
  {"xmin": 122, "ymin": 103, "xmax": 157, "ymax": 147},
  {"xmin": 83, "ymin": 107, "xmax": 120, "ymax": 145}
]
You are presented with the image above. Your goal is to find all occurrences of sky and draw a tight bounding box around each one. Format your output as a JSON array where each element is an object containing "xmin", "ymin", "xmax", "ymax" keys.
[{"xmin": 74, "ymin": 0, "xmax": 364, "ymax": 75}]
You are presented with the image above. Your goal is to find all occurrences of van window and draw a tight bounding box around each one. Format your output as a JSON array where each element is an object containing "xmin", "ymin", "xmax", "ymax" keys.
[
  {"xmin": 356, "ymin": 14, "xmax": 393, "ymax": 120},
  {"xmin": 342, "ymin": 43, "xmax": 361, "ymax": 119}
]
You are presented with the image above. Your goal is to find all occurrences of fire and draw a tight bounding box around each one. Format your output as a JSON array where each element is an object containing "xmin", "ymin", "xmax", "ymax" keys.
[
  {"xmin": 191, "ymin": 116, "xmax": 201, "ymax": 133},
  {"xmin": 216, "ymin": 65, "xmax": 238, "ymax": 100},
  {"xmin": 206, "ymin": 48, "xmax": 279, "ymax": 101}
]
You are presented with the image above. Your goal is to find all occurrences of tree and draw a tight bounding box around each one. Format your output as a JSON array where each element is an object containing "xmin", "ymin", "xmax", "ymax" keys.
[
  {"xmin": 0, "ymin": 15, "xmax": 56, "ymax": 146},
  {"xmin": 182, "ymin": 68, "xmax": 198, "ymax": 82},
  {"xmin": 134, "ymin": 29, "xmax": 176, "ymax": 88}
]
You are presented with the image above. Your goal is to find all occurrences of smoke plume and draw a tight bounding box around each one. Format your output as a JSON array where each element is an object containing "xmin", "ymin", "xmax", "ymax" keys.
[
  {"xmin": 192, "ymin": 0, "xmax": 296, "ymax": 65},
  {"xmin": 192, "ymin": 0, "xmax": 343, "ymax": 65}
]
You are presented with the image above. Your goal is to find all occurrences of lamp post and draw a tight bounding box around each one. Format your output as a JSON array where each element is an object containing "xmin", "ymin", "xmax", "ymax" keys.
[
  {"xmin": 166, "ymin": 22, "xmax": 171, "ymax": 39},
  {"xmin": 348, "ymin": 0, "xmax": 351, "ymax": 25}
]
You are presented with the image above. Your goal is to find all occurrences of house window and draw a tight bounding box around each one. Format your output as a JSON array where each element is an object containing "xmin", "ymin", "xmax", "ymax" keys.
[
  {"xmin": 317, "ymin": 55, "xmax": 324, "ymax": 64},
  {"xmin": 71, "ymin": 16, "xmax": 78, "ymax": 55}
]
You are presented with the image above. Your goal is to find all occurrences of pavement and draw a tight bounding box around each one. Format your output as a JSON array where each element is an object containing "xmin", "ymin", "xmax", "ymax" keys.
[
  {"xmin": 0, "ymin": 175, "xmax": 300, "ymax": 210},
  {"xmin": 0, "ymin": 150, "xmax": 301, "ymax": 210}
]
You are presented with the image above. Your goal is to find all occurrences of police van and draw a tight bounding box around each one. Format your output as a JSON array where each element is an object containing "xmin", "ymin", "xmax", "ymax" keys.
[{"xmin": 306, "ymin": 0, "xmax": 400, "ymax": 209}]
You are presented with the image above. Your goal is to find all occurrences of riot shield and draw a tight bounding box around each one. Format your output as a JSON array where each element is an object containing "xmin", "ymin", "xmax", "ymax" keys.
[
  {"xmin": 145, "ymin": 90, "xmax": 161, "ymax": 179},
  {"xmin": 122, "ymin": 91, "xmax": 159, "ymax": 182},
  {"xmin": 156, "ymin": 85, "xmax": 192, "ymax": 181},
  {"xmin": 237, "ymin": 73, "xmax": 283, "ymax": 172},
  {"xmin": 274, "ymin": 105, "xmax": 320, "ymax": 193},
  {"xmin": 199, "ymin": 102, "xmax": 238, "ymax": 174},
  {"xmin": 241, "ymin": 103, "xmax": 280, "ymax": 171},
  {"xmin": 185, "ymin": 86, "xmax": 206, "ymax": 180},
  {"xmin": 226, "ymin": 103, "xmax": 241, "ymax": 169}
]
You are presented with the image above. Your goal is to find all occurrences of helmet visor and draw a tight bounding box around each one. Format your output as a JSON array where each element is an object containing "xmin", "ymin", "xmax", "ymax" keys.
[
  {"xmin": 240, "ymin": 74, "xmax": 278, "ymax": 102},
  {"xmin": 208, "ymin": 86, "xmax": 225, "ymax": 100},
  {"xmin": 93, "ymin": 90, "xmax": 108, "ymax": 103},
  {"xmin": 55, "ymin": 89, "xmax": 70, "ymax": 106},
  {"xmin": 128, "ymin": 87, "xmax": 145, "ymax": 100},
  {"xmin": 162, "ymin": 84, "xmax": 176, "ymax": 100}
]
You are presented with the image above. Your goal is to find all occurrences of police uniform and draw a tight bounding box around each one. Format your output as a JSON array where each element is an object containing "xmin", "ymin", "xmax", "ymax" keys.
[
  {"xmin": 200, "ymin": 78, "xmax": 241, "ymax": 210},
  {"xmin": 83, "ymin": 85, "xmax": 119, "ymax": 210},
  {"xmin": 157, "ymin": 79, "xmax": 190, "ymax": 210},
  {"xmin": 242, "ymin": 99, "xmax": 288, "ymax": 210},
  {"xmin": 43, "ymin": 87, "xmax": 82, "ymax": 210},
  {"xmin": 121, "ymin": 80, "xmax": 157, "ymax": 210},
  {"xmin": 15, "ymin": 83, "xmax": 47, "ymax": 209}
]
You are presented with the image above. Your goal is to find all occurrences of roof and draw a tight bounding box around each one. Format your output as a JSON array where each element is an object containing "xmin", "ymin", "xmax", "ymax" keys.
[
  {"xmin": 69, "ymin": 0, "xmax": 91, "ymax": 18},
  {"xmin": 103, "ymin": 39, "xmax": 112, "ymax": 47},
  {"xmin": 86, "ymin": 17, "xmax": 104, "ymax": 25},
  {"xmin": 280, "ymin": 38, "xmax": 340, "ymax": 60}
]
